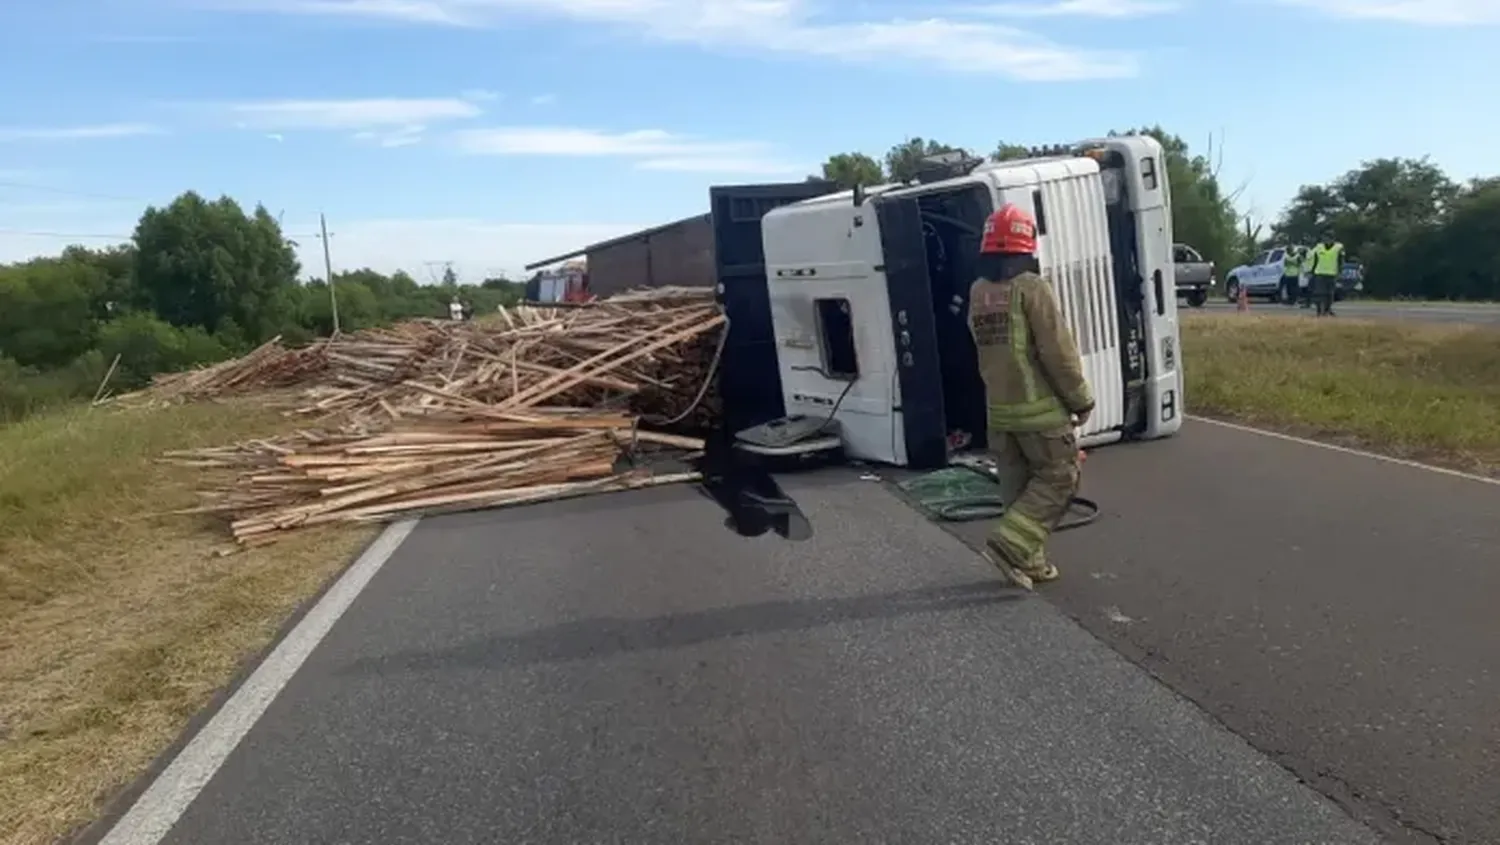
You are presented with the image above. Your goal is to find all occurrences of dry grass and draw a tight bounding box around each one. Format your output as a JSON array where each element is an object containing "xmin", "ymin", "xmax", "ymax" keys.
[
  {"xmin": 1182, "ymin": 313, "xmax": 1500, "ymax": 476},
  {"xmin": 0, "ymin": 401, "xmax": 372, "ymax": 845}
]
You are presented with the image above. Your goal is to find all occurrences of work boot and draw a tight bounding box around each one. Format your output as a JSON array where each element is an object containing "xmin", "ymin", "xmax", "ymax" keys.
[
  {"xmin": 1019, "ymin": 550, "xmax": 1061, "ymax": 584},
  {"xmin": 982, "ymin": 539, "xmax": 1034, "ymax": 590}
]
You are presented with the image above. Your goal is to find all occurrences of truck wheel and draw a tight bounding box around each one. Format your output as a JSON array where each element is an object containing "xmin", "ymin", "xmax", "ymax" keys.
[
  {"xmin": 1224, "ymin": 280, "xmax": 1240, "ymax": 304},
  {"xmin": 1186, "ymin": 290, "xmax": 1207, "ymax": 307}
]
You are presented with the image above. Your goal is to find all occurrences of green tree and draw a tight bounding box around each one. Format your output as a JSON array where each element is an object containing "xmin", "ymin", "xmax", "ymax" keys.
[
  {"xmin": 885, "ymin": 137, "xmax": 966, "ymax": 183},
  {"xmin": 95, "ymin": 311, "xmax": 232, "ymax": 389},
  {"xmin": 0, "ymin": 255, "xmax": 113, "ymax": 368},
  {"xmin": 131, "ymin": 191, "xmax": 301, "ymax": 342},
  {"xmin": 817, "ymin": 152, "xmax": 884, "ymax": 189},
  {"xmin": 1274, "ymin": 157, "xmax": 1457, "ymax": 267},
  {"xmin": 1364, "ymin": 178, "xmax": 1500, "ymax": 300}
]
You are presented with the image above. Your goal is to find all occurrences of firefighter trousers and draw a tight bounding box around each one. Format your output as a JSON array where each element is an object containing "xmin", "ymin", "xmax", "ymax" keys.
[{"xmin": 988, "ymin": 426, "xmax": 1082, "ymax": 572}]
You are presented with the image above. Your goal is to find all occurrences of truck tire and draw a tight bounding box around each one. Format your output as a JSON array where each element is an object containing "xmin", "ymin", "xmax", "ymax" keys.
[{"xmin": 1186, "ymin": 290, "xmax": 1207, "ymax": 307}]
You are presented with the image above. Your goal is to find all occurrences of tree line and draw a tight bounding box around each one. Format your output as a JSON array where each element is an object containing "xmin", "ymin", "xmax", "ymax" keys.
[
  {"xmin": 0, "ymin": 191, "xmax": 522, "ymax": 422},
  {"xmin": 814, "ymin": 128, "xmax": 1500, "ymax": 302}
]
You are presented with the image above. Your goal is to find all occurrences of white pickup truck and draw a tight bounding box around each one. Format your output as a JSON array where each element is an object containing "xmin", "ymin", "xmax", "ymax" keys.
[
  {"xmin": 1225, "ymin": 247, "xmax": 1364, "ymax": 304},
  {"xmin": 1224, "ymin": 247, "xmax": 1296, "ymax": 303}
]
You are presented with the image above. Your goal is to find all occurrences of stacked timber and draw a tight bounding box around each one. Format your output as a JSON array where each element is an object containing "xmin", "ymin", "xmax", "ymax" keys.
[
  {"xmin": 142, "ymin": 287, "xmax": 729, "ymax": 545},
  {"xmin": 126, "ymin": 287, "xmax": 726, "ymax": 427}
]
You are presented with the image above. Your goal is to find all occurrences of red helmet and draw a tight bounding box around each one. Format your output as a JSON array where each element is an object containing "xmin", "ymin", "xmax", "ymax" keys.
[{"xmin": 980, "ymin": 203, "xmax": 1037, "ymax": 256}]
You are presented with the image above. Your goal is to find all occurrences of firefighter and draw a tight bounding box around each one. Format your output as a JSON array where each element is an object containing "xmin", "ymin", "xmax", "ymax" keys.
[
  {"xmin": 1310, "ymin": 235, "xmax": 1344, "ymax": 317},
  {"xmin": 967, "ymin": 203, "xmax": 1092, "ymax": 588}
]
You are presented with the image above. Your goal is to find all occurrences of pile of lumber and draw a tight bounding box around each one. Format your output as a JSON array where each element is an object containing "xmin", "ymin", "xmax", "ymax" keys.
[
  {"xmin": 139, "ymin": 287, "xmax": 732, "ymax": 545},
  {"xmin": 128, "ymin": 286, "xmax": 726, "ymax": 428},
  {"xmin": 166, "ymin": 413, "xmax": 704, "ymax": 547}
]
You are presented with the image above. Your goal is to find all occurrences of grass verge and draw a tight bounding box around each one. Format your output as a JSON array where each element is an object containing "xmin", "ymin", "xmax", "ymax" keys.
[
  {"xmin": 0, "ymin": 401, "xmax": 372, "ymax": 845},
  {"xmin": 1182, "ymin": 313, "xmax": 1500, "ymax": 476}
]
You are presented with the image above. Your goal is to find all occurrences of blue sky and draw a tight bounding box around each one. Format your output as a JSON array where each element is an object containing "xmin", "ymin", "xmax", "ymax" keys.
[{"xmin": 1, "ymin": 0, "xmax": 1496, "ymax": 281}]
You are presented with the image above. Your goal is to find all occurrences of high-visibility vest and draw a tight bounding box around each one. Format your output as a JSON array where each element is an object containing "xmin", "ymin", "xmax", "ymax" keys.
[
  {"xmin": 1283, "ymin": 249, "xmax": 1300, "ymax": 275},
  {"xmin": 1313, "ymin": 242, "xmax": 1343, "ymax": 276},
  {"xmin": 1301, "ymin": 248, "xmax": 1316, "ymax": 274}
]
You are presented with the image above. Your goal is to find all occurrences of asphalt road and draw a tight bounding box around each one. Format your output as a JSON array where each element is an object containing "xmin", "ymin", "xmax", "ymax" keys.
[
  {"xmin": 940, "ymin": 421, "xmax": 1500, "ymax": 845},
  {"xmin": 1190, "ymin": 298, "xmax": 1500, "ymax": 326},
  {"xmin": 102, "ymin": 466, "xmax": 1382, "ymax": 845}
]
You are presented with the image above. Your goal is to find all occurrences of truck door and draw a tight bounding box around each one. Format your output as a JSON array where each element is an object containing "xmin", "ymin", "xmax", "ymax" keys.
[
  {"xmin": 710, "ymin": 180, "xmax": 839, "ymax": 432},
  {"xmin": 873, "ymin": 197, "xmax": 948, "ymax": 470}
]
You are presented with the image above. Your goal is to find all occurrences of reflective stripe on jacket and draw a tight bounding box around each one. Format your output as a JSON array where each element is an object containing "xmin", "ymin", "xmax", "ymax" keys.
[{"xmin": 968, "ymin": 271, "xmax": 1094, "ymax": 433}]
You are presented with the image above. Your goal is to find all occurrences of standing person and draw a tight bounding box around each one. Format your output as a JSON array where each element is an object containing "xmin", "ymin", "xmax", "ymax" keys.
[
  {"xmin": 1280, "ymin": 246, "xmax": 1302, "ymax": 306},
  {"xmin": 967, "ymin": 203, "xmax": 1093, "ymax": 589},
  {"xmin": 1300, "ymin": 243, "xmax": 1316, "ymax": 308},
  {"xmin": 1310, "ymin": 235, "xmax": 1344, "ymax": 316}
]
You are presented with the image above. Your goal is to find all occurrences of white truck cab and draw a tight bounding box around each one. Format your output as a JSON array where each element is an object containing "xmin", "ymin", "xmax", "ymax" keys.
[{"xmin": 709, "ymin": 135, "xmax": 1184, "ymax": 470}]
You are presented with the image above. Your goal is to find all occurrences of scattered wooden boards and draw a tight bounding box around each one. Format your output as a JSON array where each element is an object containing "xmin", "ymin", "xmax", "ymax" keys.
[{"xmin": 143, "ymin": 287, "xmax": 727, "ymax": 545}]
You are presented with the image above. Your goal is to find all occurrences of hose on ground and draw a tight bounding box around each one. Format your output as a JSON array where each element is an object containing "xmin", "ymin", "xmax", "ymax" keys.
[{"xmin": 926, "ymin": 464, "xmax": 1101, "ymax": 531}]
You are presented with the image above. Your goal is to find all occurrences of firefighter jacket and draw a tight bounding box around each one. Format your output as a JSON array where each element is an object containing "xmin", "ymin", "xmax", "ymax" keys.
[{"xmin": 968, "ymin": 271, "xmax": 1094, "ymax": 433}]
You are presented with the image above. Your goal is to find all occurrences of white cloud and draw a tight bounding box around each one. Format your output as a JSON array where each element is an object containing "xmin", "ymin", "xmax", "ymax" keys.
[
  {"xmin": 214, "ymin": 0, "xmax": 1140, "ymax": 80},
  {"xmin": 450, "ymin": 126, "xmax": 806, "ymax": 174},
  {"xmin": 0, "ymin": 123, "xmax": 164, "ymax": 142},
  {"xmin": 226, "ymin": 97, "xmax": 482, "ymax": 130},
  {"xmin": 1274, "ymin": 0, "xmax": 1500, "ymax": 23},
  {"xmin": 206, "ymin": 0, "xmax": 478, "ymax": 25},
  {"xmin": 963, "ymin": 0, "xmax": 1179, "ymax": 17},
  {"xmin": 530, "ymin": 93, "xmax": 557, "ymax": 105},
  {"xmin": 219, "ymin": 96, "xmax": 486, "ymax": 146},
  {"xmin": 351, "ymin": 125, "xmax": 427, "ymax": 147},
  {"xmin": 290, "ymin": 218, "xmax": 651, "ymax": 278}
]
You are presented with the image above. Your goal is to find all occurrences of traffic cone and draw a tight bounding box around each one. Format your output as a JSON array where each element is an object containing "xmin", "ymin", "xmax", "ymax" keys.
[{"xmin": 1236, "ymin": 284, "xmax": 1249, "ymax": 313}]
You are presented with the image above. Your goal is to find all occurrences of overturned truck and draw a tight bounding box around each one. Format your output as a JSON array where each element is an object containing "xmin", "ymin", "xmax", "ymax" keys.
[{"xmin": 710, "ymin": 134, "xmax": 1184, "ymax": 470}]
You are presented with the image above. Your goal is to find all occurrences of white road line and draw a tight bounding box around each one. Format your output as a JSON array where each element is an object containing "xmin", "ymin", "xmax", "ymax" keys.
[
  {"xmin": 1188, "ymin": 415, "xmax": 1500, "ymax": 487},
  {"xmin": 98, "ymin": 519, "xmax": 419, "ymax": 845}
]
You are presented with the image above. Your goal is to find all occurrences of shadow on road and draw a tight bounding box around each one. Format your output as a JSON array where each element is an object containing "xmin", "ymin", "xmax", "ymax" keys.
[{"xmin": 342, "ymin": 580, "xmax": 1023, "ymax": 674}]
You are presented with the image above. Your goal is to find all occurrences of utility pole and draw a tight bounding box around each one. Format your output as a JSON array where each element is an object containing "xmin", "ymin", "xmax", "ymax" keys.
[{"xmin": 320, "ymin": 212, "xmax": 340, "ymax": 335}]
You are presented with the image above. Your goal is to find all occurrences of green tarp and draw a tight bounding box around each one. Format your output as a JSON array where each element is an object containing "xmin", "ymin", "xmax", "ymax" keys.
[{"xmin": 897, "ymin": 466, "xmax": 1006, "ymax": 522}]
